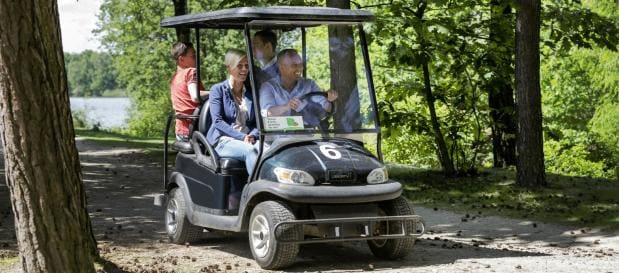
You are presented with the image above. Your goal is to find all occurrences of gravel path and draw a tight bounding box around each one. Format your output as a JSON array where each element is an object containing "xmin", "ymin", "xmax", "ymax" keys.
[{"xmin": 0, "ymin": 139, "xmax": 617, "ymax": 273}]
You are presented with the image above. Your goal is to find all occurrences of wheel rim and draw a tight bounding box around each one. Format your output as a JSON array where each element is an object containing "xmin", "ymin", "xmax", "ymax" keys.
[
  {"xmin": 166, "ymin": 198, "xmax": 179, "ymax": 235},
  {"xmin": 250, "ymin": 214, "xmax": 270, "ymax": 258}
]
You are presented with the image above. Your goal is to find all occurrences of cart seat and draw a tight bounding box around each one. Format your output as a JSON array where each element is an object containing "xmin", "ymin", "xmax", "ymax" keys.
[
  {"xmin": 173, "ymin": 140, "xmax": 193, "ymax": 153},
  {"xmin": 172, "ymin": 106, "xmax": 203, "ymax": 154},
  {"xmin": 219, "ymin": 158, "xmax": 246, "ymax": 174},
  {"xmin": 195, "ymin": 103, "xmax": 247, "ymax": 174}
]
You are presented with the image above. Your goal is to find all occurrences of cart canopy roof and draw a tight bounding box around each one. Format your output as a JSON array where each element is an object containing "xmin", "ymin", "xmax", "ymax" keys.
[{"xmin": 160, "ymin": 6, "xmax": 374, "ymax": 29}]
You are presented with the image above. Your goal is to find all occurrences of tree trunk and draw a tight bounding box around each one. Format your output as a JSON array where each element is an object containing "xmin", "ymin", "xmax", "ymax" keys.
[
  {"xmin": 326, "ymin": 0, "xmax": 362, "ymax": 131},
  {"xmin": 173, "ymin": 0, "xmax": 190, "ymax": 43},
  {"xmin": 422, "ymin": 61, "xmax": 456, "ymax": 175},
  {"xmin": 515, "ymin": 0, "xmax": 546, "ymax": 187},
  {"xmin": 413, "ymin": 1, "xmax": 455, "ymax": 175},
  {"xmin": 488, "ymin": 0, "xmax": 517, "ymax": 167},
  {"xmin": 0, "ymin": 1, "xmax": 98, "ymax": 272}
]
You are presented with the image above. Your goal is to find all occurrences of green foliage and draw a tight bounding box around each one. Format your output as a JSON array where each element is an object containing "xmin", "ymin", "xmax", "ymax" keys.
[
  {"xmin": 71, "ymin": 109, "xmax": 89, "ymax": 128},
  {"xmin": 544, "ymin": 130, "xmax": 614, "ymax": 179},
  {"xmin": 367, "ymin": 0, "xmax": 491, "ymax": 173},
  {"xmin": 541, "ymin": 49, "xmax": 614, "ymax": 130},
  {"xmin": 94, "ymin": 0, "xmax": 618, "ymax": 180},
  {"xmin": 542, "ymin": 1, "xmax": 619, "ymax": 52},
  {"xmin": 589, "ymin": 102, "xmax": 619, "ymax": 177},
  {"xmin": 382, "ymin": 127, "xmax": 439, "ymax": 168},
  {"xmin": 590, "ymin": 103, "xmax": 619, "ymax": 154},
  {"xmin": 541, "ymin": 36, "xmax": 619, "ymax": 179},
  {"xmin": 64, "ymin": 50, "xmax": 123, "ymax": 97},
  {"xmin": 97, "ymin": 0, "xmax": 176, "ymax": 136}
]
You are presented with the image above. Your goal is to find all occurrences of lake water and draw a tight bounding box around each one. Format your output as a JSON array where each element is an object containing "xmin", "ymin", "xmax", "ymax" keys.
[{"xmin": 70, "ymin": 97, "xmax": 131, "ymax": 129}]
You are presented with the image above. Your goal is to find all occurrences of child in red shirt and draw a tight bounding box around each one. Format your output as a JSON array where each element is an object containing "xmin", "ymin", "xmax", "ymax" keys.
[{"xmin": 170, "ymin": 42, "xmax": 208, "ymax": 140}]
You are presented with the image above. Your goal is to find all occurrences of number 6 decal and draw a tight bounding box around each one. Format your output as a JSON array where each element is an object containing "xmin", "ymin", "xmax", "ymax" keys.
[{"xmin": 319, "ymin": 144, "xmax": 341, "ymax": 159}]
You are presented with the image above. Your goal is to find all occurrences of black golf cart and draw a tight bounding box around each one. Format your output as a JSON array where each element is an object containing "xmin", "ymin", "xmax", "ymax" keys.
[{"xmin": 155, "ymin": 6, "xmax": 425, "ymax": 269}]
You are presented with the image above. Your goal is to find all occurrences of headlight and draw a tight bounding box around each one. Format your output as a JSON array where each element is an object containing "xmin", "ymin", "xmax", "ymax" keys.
[
  {"xmin": 273, "ymin": 167, "xmax": 315, "ymax": 185},
  {"xmin": 367, "ymin": 167, "xmax": 388, "ymax": 184}
]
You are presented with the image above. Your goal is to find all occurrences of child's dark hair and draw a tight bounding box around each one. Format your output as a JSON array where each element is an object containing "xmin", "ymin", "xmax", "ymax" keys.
[{"xmin": 171, "ymin": 42, "xmax": 194, "ymax": 61}]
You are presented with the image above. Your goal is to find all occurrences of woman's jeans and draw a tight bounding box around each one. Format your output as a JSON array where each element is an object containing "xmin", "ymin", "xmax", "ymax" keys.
[{"xmin": 214, "ymin": 137, "xmax": 259, "ymax": 205}]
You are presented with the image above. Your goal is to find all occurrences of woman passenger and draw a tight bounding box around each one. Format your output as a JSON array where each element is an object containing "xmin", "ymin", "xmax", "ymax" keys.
[{"xmin": 206, "ymin": 49, "xmax": 259, "ymax": 210}]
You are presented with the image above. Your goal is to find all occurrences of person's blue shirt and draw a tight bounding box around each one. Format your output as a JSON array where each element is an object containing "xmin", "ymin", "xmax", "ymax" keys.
[
  {"xmin": 207, "ymin": 80, "xmax": 259, "ymax": 146},
  {"xmin": 255, "ymin": 58, "xmax": 279, "ymax": 89},
  {"xmin": 259, "ymin": 76, "xmax": 330, "ymax": 116},
  {"xmin": 261, "ymin": 59, "xmax": 279, "ymax": 81}
]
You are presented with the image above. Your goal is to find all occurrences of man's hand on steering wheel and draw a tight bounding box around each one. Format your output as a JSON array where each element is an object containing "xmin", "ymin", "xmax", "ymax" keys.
[{"xmin": 327, "ymin": 89, "xmax": 338, "ymax": 102}]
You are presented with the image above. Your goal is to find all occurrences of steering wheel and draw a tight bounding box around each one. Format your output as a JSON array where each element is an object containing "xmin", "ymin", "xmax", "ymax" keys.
[{"xmin": 297, "ymin": 91, "xmax": 335, "ymax": 131}]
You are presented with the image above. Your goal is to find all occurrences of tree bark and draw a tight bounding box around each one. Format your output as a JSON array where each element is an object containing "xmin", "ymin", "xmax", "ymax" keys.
[
  {"xmin": 422, "ymin": 61, "xmax": 456, "ymax": 175},
  {"xmin": 173, "ymin": 0, "xmax": 190, "ymax": 43},
  {"xmin": 0, "ymin": 1, "xmax": 98, "ymax": 272},
  {"xmin": 326, "ymin": 0, "xmax": 362, "ymax": 131},
  {"xmin": 488, "ymin": 0, "xmax": 517, "ymax": 167},
  {"xmin": 515, "ymin": 0, "xmax": 546, "ymax": 187}
]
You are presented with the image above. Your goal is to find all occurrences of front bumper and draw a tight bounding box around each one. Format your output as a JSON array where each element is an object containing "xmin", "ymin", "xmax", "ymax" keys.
[{"xmin": 274, "ymin": 215, "xmax": 425, "ymax": 244}]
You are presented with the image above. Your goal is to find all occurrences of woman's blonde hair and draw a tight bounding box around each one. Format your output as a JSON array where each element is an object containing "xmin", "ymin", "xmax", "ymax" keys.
[{"xmin": 224, "ymin": 48, "xmax": 247, "ymax": 70}]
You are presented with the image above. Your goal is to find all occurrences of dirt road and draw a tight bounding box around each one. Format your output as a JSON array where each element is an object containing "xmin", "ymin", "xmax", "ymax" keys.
[{"xmin": 1, "ymin": 139, "xmax": 617, "ymax": 272}]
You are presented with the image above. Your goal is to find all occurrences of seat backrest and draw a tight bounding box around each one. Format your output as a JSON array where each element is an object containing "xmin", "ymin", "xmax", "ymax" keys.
[
  {"xmin": 198, "ymin": 102, "xmax": 211, "ymax": 134},
  {"xmin": 185, "ymin": 106, "xmax": 202, "ymax": 136}
]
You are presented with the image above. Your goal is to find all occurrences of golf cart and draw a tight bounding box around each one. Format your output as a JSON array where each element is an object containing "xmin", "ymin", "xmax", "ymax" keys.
[{"xmin": 155, "ymin": 6, "xmax": 425, "ymax": 269}]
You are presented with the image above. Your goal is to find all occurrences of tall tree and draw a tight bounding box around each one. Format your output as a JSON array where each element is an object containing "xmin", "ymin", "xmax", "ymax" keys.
[
  {"xmin": 326, "ymin": 0, "xmax": 362, "ymax": 131},
  {"xmin": 515, "ymin": 0, "xmax": 546, "ymax": 187},
  {"xmin": 415, "ymin": 1, "xmax": 456, "ymax": 175},
  {"xmin": 0, "ymin": 1, "xmax": 98, "ymax": 272},
  {"xmin": 488, "ymin": 0, "xmax": 517, "ymax": 167},
  {"xmin": 173, "ymin": 0, "xmax": 190, "ymax": 43}
]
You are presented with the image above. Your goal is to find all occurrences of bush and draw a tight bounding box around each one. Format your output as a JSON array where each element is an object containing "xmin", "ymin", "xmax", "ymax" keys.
[
  {"xmin": 544, "ymin": 130, "xmax": 615, "ymax": 179},
  {"xmin": 71, "ymin": 109, "xmax": 89, "ymax": 129},
  {"xmin": 382, "ymin": 127, "xmax": 440, "ymax": 168}
]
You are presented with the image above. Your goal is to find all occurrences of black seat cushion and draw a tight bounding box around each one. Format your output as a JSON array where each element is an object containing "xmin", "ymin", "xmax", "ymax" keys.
[
  {"xmin": 219, "ymin": 158, "xmax": 246, "ymax": 173},
  {"xmin": 173, "ymin": 140, "xmax": 193, "ymax": 154},
  {"xmin": 198, "ymin": 102, "xmax": 212, "ymax": 134}
]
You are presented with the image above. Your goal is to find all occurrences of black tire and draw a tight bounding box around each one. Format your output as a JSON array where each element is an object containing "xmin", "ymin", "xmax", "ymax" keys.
[
  {"xmin": 368, "ymin": 196, "xmax": 416, "ymax": 259},
  {"xmin": 248, "ymin": 201, "xmax": 301, "ymax": 269},
  {"xmin": 165, "ymin": 188, "xmax": 203, "ymax": 244}
]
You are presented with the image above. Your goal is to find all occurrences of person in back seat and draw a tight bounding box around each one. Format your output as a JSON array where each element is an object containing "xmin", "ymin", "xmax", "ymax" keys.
[
  {"xmin": 252, "ymin": 29, "xmax": 279, "ymax": 85},
  {"xmin": 207, "ymin": 49, "xmax": 259, "ymax": 210},
  {"xmin": 170, "ymin": 42, "xmax": 209, "ymax": 141}
]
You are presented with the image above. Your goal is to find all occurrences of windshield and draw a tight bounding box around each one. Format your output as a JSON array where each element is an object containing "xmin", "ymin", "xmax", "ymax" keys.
[{"xmin": 248, "ymin": 23, "xmax": 378, "ymax": 135}]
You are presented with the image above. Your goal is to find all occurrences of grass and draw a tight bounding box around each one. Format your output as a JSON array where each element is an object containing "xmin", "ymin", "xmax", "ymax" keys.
[
  {"xmin": 74, "ymin": 128, "xmax": 166, "ymax": 155},
  {"xmin": 389, "ymin": 164, "xmax": 619, "ymax": 231},
  {"xmin": 0, "ymin": 254, "xmax": 19, "ymax": 270}
]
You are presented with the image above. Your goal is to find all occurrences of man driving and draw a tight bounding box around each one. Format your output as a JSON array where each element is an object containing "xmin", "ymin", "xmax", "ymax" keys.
[{"xmin": 259, "ymin": 49, "xmax": 338, "ymax": 127}]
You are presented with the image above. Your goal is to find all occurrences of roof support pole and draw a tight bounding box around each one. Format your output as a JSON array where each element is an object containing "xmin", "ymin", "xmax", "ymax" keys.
[
  {"xmin": 195, "ymin": 28, "xmax": 204, "ymax": 104},
  {"xmin": 302, "ymin": 27, "xmax": 307, "ymax": 78},
  {"xmin": 244, "ymin": 23, "xmax": 264, "ymax": 182},
  {"xmin": 358, "ymin": 25, "xmax": 383, "ymax": 161}
]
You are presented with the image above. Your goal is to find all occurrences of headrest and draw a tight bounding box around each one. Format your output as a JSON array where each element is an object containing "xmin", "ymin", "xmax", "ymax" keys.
[{"xmin": 198, "ymin": 102, "xmax": 211, "ymax": 134}]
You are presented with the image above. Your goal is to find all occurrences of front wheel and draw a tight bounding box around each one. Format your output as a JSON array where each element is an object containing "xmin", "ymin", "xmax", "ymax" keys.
[
  {"xmin": 165, "ymin": 188, "xmax": 203, "ymax": 244},
  {"xmin": 368, "ymin": 196, "xmax": 416, "ymax": 259},
  {"xmin": 248, "ymin": 201, "xmax": 301, "ymax": 269}
]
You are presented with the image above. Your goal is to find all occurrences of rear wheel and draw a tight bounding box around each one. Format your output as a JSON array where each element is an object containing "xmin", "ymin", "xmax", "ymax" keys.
[
  {"xmin": 248, "ymin": 201, "xmax": 301, "ymax": 269},
  {"xmin": 368, "ymin": 196, "xmax": 416, "ymax": 259},
  {"xmin": 165, "ymin": 188, "xmax": 203, "ymax": 244}
]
